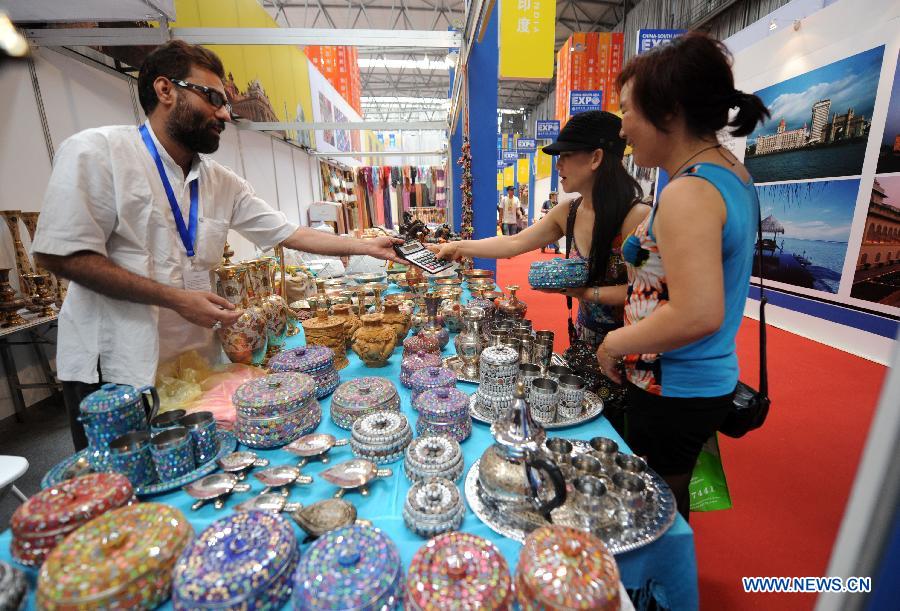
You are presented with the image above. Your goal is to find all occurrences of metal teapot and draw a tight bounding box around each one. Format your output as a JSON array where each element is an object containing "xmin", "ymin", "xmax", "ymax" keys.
[{"xmin": 477, "ymin": 382, "xmax": 566, "ymax": 520}]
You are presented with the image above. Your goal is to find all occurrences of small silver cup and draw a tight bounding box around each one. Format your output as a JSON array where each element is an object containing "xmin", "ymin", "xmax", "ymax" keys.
[
  {"xmin": 517, "ymin": 363, "xmax": 543, "ymax": 401},
  {"xmin": 557, "ymin": 374, "xmax": 585, "ymax": 420},
  {"xmin": 572, "ymin": 453, "xmax": 604, "ymax": 478},
  {"xmin": 547, "ymin": 364, "xmax": 573, "ymax": 383},
  {"xmin": 614, "ymin": 452, "xmax": 649, "ymax": 475},
  {"xmin": 589, "ymin": 437, "xmax": 619, "ymax": 467},
  {"xmin": 545, "ymin": 437, "xmax": 573, "ymax": 466},
  {"xmin": 529, "ymin": 377, "xmax": 558, "ymax": 425}
]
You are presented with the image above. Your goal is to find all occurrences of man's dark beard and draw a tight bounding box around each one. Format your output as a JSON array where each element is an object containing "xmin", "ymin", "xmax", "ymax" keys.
[{"xmin": 165, "ymin": 94, "xmax": 224, "ymax": 154}]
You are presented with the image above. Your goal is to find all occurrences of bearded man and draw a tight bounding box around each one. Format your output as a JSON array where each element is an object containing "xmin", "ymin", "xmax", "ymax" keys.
[{"xmin": 32, "ymin": 40, "xmax": 401, "ymax": 450}]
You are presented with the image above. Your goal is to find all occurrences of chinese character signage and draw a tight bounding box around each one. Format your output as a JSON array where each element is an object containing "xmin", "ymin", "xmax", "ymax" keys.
[
  {"xmin": 569, "ymin": 90, "xmax": 603, "ymax": 115},
  {"xmin": 535, "ymin": 120, "xmax": 559, "ymax": 139},
  {"xmin": 636, "ymin": 29, "xmax": 686, "ymax": 54},
  {"xmin": 516, "ymin": 138, "xmax": 536, "ymax": 153},
  {"xmin": 499, "ymin": 0, "xmax": 557, "ymax": 79}
]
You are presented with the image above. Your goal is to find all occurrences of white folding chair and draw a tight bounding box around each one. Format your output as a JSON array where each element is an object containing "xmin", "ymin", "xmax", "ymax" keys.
[{"xmin": 0, "ymin": 455, "xmax": 29, "ymax": 503}]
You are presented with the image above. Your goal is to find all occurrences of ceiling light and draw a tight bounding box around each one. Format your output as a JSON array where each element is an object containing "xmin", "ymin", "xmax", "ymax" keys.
[{"xmin": 0, "ymin": 14, "xmax": 28, "ymax": 58}]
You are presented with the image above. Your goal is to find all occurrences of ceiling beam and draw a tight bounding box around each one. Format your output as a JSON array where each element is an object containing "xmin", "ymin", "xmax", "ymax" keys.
[{"xmin": 240, "ymin": 120, "xmax": 447, "ymax": 131}]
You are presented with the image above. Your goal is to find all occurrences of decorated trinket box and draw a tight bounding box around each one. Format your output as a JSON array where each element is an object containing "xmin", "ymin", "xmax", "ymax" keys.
[
  {"xmin": 409, "ymin": 367, "xmax": 457, "ymax": 405},
  {"xmin": 330, "ymin": 377, "xmax": 400, "ymax": 430},
  {"xmin": 402, "ymin": 477, "xmax": 465, "ymax": 538},
  {"xmin": 350, "ymin": 410, "xmax": 412, "ymax": 464},
  {"xmin": 414, "ymin": 387, "xmax": 472, "ymax": 442},
  {"xmin": 515, "ymin": 525, "xmax": 621, "ymax": 611},
  {"xmin": 527, "ymin": 258, "xmax": 588, "ymax": 289},
  {"xmin": 78, "ymin": 382, "xmax": 159, "ymax": 471},
  {"xmin": 269, "ymin": 346, "xmax": 340, "ymax": 399},
  {"xmin": 404, "ymin": 435, "xmax": 464, "ymax": 483},
  {"xmin": 292, "ymin": 524, "xmax": 403, "ymax": 610},
  {"xmin": 173, "ymin": 511, "xmax": 298, "ymax": 610},
  {"xmin": 402, "ymin": 334, "xmax": 440, "ymax": 358},
  {"xmin": 405, "ymin": 532, "xmax": 513, "ymax": 611},
  {"xmin": 399, "ymin": 352, "xmax": 443, "ymax": 388},
  {"xmin": 36, "ymin": 503, "xmax": 192, "ymax": 610},
  {"xmin": 233, "ymin": 373, "xmax": 321, "ymax": 448},
  {"xmin": 10, "ymin": 472, "xmax": 134, "ymax": 567}
]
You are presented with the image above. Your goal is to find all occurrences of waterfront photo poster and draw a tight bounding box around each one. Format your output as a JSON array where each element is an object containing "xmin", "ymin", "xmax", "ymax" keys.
[
  {"xmin": 875, "ymin": 56, "xmax": 900, "ymax": 174},
  {"xmin": 744, "ymin": 45, "xmax": 885, "ymax": 184},
  {"xmin": 849, "ymin": 174, "xmax": 900, "ymax": 307},
  {"xmin": 754, "ymin": 179, "xmax": 859, "ymax": 295}
]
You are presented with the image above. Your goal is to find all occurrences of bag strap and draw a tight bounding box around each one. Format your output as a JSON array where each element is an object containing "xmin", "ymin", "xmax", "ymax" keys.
[
  {"xmin": 565, "ymin": 198, "xmax": 581, "ymax": 342},
  {"xmin": 754, "ymin": 191, "xmax": 769, "ymax": 398}
]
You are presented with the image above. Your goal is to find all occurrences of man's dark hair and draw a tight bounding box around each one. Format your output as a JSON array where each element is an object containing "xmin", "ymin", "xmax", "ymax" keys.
[{"xmin": 137, "ymin": 40, "xmax": 225, "ymax": 115}]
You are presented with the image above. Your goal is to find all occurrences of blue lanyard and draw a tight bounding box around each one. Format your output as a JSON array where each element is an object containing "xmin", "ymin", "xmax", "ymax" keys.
[{"xmin": 139, "ymin": 124, "xmax": 198, "ymax": 258}]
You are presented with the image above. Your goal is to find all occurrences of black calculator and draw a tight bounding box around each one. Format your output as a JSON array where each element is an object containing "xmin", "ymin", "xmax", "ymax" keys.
[{"xmin": 393, "ymin": 240, "xmax": 454, "ymax": 275}]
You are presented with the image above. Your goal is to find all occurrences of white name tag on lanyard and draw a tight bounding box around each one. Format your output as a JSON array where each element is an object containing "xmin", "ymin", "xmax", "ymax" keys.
[{"xmin": 183, "ymin": 261, "xmax": 212, "ymax": 292}]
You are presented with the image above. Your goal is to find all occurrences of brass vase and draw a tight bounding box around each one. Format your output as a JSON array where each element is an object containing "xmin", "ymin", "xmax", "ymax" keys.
[
  {"xmin": 0, "ymin": 268, "xmax": 26, "ymax": 327},
  {"xmin": 351, "ymin": 312, "xmax": 397, "ymax": 367},
  {"xmin": 20, "ymin": 211, "xmax": 65, "ymax": 306},
  {"xmin": 419, "ymin": 293, "xmax": 449, "ymax": 348},
  {"xmin": 1, "ymin": 210, "xmax": 39, "ymax": 311},
  {"xmin": 22, "ymin": 273, "xmax": 55, "ymax": 317}
]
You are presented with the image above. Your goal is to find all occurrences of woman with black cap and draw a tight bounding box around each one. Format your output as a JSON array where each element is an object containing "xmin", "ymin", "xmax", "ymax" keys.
[{"xmin": 429, "ymin": 110, "xmax": 649, "ymax": 429}]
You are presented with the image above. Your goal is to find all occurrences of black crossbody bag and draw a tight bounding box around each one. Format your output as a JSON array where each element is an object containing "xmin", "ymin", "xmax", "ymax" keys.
[{"xmin": 719, "ymin": 194, "xmax": 771, "ymax": 438}]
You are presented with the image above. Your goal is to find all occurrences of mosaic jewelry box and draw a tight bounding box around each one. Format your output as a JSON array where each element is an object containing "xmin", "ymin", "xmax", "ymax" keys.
[
  {"xmin": 232, "ymin": 373, "xmax": 320, "ymax": 448},
  {"xmin": 331, "ymin": 377, "xmax": 400, "ymax": 430},
  {"xmin": 527, "ymin": 258, "xmax": 588, "ymax": 289}
]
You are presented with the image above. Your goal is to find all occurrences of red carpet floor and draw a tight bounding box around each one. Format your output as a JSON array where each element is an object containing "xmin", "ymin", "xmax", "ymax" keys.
[{"xmin": 497, "ymin": 250, "xmax": 887, "ymax": 610}]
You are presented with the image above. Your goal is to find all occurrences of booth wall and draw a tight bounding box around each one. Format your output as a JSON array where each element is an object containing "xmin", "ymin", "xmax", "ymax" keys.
[{"xmin": 0, "ymin": 48, "xmax": 320, "ymax": 421}]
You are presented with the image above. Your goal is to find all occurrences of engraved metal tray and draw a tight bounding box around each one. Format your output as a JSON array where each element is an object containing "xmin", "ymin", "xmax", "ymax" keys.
[
  {"xmin": 463, "ymin": 439, "xmax": 677, "ymax": 555},
  {"xmin": 41, "ymin": 431, "xmax": 237, "ymax": 497},
  {"xmin": 468, "ymin": 391, "xmax": 604, "ymax": 430},
  {"xmin": 442, "ymin": 355, "xmax": 479, "ymax": 384}
]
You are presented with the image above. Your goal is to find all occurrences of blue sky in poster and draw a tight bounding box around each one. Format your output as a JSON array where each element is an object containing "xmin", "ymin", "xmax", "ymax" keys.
[
  {"xmin": 756, "ymin": 179, "xmax": 859, "ymax": 241},
  {"xmin": 747, "ymin": 46, "xmax": 884, "ymax": 144},
  {"xmin": 880, "ymin": 58, "xmax": 900, "ymax": 148}
]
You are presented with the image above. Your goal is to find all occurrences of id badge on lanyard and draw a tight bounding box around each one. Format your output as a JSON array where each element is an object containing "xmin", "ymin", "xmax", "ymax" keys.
[{"xmin": 139, "ymin": 125, "xmax": 210, "ymax": 292}]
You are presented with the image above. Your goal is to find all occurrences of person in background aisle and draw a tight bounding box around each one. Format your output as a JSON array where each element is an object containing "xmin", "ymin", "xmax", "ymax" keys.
[
  {"xmin": 428, "ymin": 111, "xmax": 649, "ymax": 434},
  {"xmin": 540, "ymin": 191, "xmax": 560, "ymax": 253},
  {"xmin": 596, "ymin": 31, "xmax": 770, "ymax": 520},
  {"xmin": 500, "ymin": 186, "xmax": 522, "ymax": 235},
  {"xmin": 32, "ymin": 40, "xmax": 402, "ymax": 452}
]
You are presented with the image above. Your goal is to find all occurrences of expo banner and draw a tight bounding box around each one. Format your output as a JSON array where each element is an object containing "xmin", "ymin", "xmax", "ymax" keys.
[
  {"xmin": 502, "ymin": 151, "xmax": 518, "ymax": 163},
  {"xmin": 636, "ymin": 29, "xmax": 686, "ymax": 54},
  {"xmin": 499, "ymin": 0, "xmax": 557, "ymax": 79},
  {"xmin": 569, "ymin": 90, "xmax": 603, "ymax": 115},
  {"xmin": 536, "ymin": 120, "xmax": 560, "ymax": 140},
  {"xmin": 516, "ymin": 138, "xmax": 537, "ymax": 153}
]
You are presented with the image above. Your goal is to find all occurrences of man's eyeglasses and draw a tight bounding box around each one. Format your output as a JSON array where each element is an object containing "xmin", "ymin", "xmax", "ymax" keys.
[{"xmin": 168, "ymin": 78, "xmax": 232, "ymax": 115}]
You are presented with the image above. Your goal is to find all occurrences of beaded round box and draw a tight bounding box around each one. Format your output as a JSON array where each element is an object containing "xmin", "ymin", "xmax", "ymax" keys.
[
  {"xmin": 405, "ymin": 532, "xmax": 513, "ymax": 611},
  {"xmin": 37, "ymin": 503, "xmax": 192, "ymax": 610},
  {"xmin": 404, "ymin": 435, "xmax": 464, "ymax": 483},
  {"xmin": 527, "ymin": 258, "xmax": 588, "ymax": 289},
  {"xmin": 331, "ymin": 377, "xmax": 401, "ymax": 430},
  {"xmin": 173, "ymin": 511, "xmax": 298, "ymax": 610},
  {"xmin": 414, "ymin": 387, "xmax": 472, "ymax": 443},
  {"xmin": 232, "ymin": 373, "xmax": 321, "ymax": 448},
  {"xmin": 515, "ymin": 525, "xmax": 620, "ymax": 611},
  {"xmin": 292, "ymin": 524, "xmax": 404, "ymax": 610},
  {"xmin": 10, "ymin": 472, "xmax": 134, "ymax": 567},
  {"xmin": 402, "ymin": 334, "xmax": 440, "ymax": 358},
  {"xmin": 400, "ymin": 352, "xmax": 443, "ymax": 388},
  {"xmin": 403, "ymin": 477, "xmax": 465, "ymax": 538},
  {"xmin": 409, "ymin": 367, "xmax": 457, "ymax": 405},
  {"xmin": 351, "ymin": 410, "xmax": 413, "ymax": 464},
  {"xmin": 268, "ymin": 346, "xmax": 340, "ymax": 399}
]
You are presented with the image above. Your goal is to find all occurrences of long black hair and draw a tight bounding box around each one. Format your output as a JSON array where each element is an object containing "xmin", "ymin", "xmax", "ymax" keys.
[{"xmin": 586, "ymin": 152, "xmax": 642, "ymax": 284}]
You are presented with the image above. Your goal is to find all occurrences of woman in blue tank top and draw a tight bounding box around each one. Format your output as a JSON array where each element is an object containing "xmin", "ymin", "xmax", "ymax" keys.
[{"xmin": 595, "ymin": 32, "xmax": 770, "ymax": 520}]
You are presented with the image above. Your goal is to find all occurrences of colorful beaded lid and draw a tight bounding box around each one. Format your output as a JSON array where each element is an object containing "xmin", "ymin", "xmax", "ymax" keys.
[
  {"xmin": 409, "ymin": 367, "xmax": 457, "ymax": 393},
  {"xmin": 515, "ymin": 525, "xmax": 620, "ymax": 611},
  {"xmin": 479, "ymin": 346, "xmax": 519, "ymax": 366},
  {"xmin": 37, "ymin": 503, "xmax": 192, "ymax": 609},
  {"xmin": 269, "ymin": 346, "xmax": 335, "ymax": 373},
  {"xmin": 406, "ymin": 532, "xmax": 512, "ymax": 611},
  {"xmin": 414, "ymin": 387, "xmax": 470, "ymax": 421},
  {"xmin": 292, "ymin": 524, "xmax": 403, "ymax": 610},
  {"xmin": 79, "ymin": 382, "xmax": 146, "ymax": 414},
  {"xmin": 233, "ymin": 373, "xmax": 316, "ymax": 415},
  {"xmin": 173, "ymin": 511, "xmax": 298, "ymax": 608},
  {"xmin": 12, "ymin": 472, "xmax": 133, "ymax": 537},
  {"xmin": 400, "ymin": 353, "xmax": 443, "ymax": 380},
  {"xmin": 402, "ymin": 335, "xmax": 440, "ymax": 356},
  {"xmin": 332, "ymin": 377, "xmax": 398, "ymax": 411}
]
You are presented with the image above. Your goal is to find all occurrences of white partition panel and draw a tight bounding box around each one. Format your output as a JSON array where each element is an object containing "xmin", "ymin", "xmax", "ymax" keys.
[
  {"xmin": 34, "ymin": 48, "xmax": 138, "ymax": 148},
  {"xmin": 209, "ymin": 126, "xmax": 243, "ymax": 178},
  {"xmin": 238, "ymin": 130, "xmax": 279, "ymax": 210},
  {"xmin": 292, "ymin": 147, "xmax": 318, "ymax": 226},
  {"xmin": 273, "ymin": 140, "xmax": 299, "ymax": 225}
]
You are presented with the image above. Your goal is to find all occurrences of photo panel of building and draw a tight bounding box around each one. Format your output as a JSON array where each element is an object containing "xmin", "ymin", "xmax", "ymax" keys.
[
  {"xmin": 745, "ymin": 46, "xmax": 885, "ymax": 184},
  {"xmin": 754, "ymin": 179, "xmax": 859, "ymax": 294},
  {"xmin": 875, "ymin": 55, "xmax": 900, "ymax": 174},
  {"xmin": 850, "ymin": 174, "xmax": 900, "ymax": 307}
]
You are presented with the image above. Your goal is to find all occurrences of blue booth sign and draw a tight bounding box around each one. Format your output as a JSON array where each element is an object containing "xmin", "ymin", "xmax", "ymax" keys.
[
  {"xmin": 536, "ymin": 120, "xmax": 560, "ymax": 140},
  {"xmin": 636, "ymin": 29, "xmax": 686, "ymax": 54},
  {"xmin": 516, "ymin": 138, "xmax": 536, "ymax": 153},
  {"xmin": 569, "ymin": 90, "xmax": 602, "ymax": 115},
  {"xmin": 497, "ymin": 160, "xmax": 507, "ymax": 169},
  {"xmin": 502, "ymin": 151, "xmax": 518, "ymax": 162}
]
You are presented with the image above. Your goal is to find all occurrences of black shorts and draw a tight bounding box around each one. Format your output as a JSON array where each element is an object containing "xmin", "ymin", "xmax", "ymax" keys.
[{"xmin": 625, "ymin": 383, "xmax": 733, "ymax": 475}]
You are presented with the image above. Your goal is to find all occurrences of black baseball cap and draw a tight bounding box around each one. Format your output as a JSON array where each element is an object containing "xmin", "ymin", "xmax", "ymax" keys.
[{"xmin": 542, "ymin": 110, "xmax": 626, "ymax": 157}]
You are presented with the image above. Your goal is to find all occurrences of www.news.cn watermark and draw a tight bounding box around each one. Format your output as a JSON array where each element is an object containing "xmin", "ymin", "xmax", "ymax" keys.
[{"xmin": 742, "ymin": 577, "xmax": 872, "ymax": 593}]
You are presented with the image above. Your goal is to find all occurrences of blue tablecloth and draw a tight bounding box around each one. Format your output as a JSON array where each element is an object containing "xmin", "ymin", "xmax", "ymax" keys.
[{"xmin": 0, "ymin": 307, "xmax": 698, "ymax": 610}]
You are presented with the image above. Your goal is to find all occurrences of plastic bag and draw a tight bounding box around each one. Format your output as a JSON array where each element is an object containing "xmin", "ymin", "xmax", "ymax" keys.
[{"xmin": 689, "ymin": 434, "xmax": 733, "ymax": 512}]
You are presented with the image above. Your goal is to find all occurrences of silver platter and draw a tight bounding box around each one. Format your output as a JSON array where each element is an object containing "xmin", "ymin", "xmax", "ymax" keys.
[
  {"xmin": 468, "ymin": 391, "xmax": 604, "ymax": 430},
  {"xmin": 442, "ymin": 355, "xmax": 479, "ymax": 384},
  {"xmin": 464, "ymin": 440, "xmax": 677, "ymax": 555}
]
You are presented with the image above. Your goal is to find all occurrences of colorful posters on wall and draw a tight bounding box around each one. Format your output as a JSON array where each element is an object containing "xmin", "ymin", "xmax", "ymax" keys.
[{"xmin": 308, "ymin": 59, "xmax": 363, "ymax": 156}]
